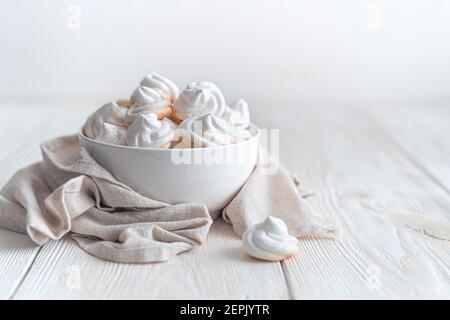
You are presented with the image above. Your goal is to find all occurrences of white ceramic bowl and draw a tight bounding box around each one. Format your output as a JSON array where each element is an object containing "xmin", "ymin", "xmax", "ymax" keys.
[{"xmin": 78, "ymin": 128, "xmax": 259, "ymax": 219}]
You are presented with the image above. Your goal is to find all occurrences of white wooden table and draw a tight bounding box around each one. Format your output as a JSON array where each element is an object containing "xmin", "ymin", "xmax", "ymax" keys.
[{"xmin": 0, "ymin": 101, "xmax": 449, "ymax": 299}]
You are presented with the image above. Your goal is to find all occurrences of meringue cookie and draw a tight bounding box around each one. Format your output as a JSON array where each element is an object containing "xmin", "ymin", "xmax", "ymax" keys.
[
  {"xmin": 191, "ymin": 81, "xmax": 226, "ymax": 112},
  {"xmin": 130, "ymin": 85, "xmax": 162, "ymax": 106},
  {"xmin": 127, "ymin": 113, "xmax": 174, "ymax": 148},
  {"xmin": 140, "ymin": 72, "xmax": 179, "ymax": 103},
  {"xmin": 84, "ymin": 101, "xmax": 128, "ymax": 145},
  {"xmin": 116, "ymin": 99, "xmax": 132, "ymax": 108},
  {"xmin": 127, "ymin": 86, "xmax": 172, "ymax": 123},
  {"xmin": 178, "ymin": 112, "xmax": 234, "ymax": 147},
  {"xmin": 242, "ymin": 217, "xmax": 299, "ymax": 261},
  {"xmin": 233, "ymin": 128, "xmax": 253, "ymax": 143},
  {"xmin": 222, "ymin": 98, "xmax": 250, "ymax": 130},
  {"xmin": 163, "ymin": 117, "xmax": 179, "ymax": 130},
  {"xmin": 173, "ymin": 81, "xmax": 226, "ymax": 121}
]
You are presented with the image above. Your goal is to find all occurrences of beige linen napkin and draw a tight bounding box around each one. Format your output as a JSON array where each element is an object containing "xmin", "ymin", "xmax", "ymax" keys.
[
  {"xmin": 0, "ymin": 135, "xmax": 337, "ymax": 263},
  {"xmin": 223, "ymin": 151, "xmax": 338, "ymax": 239}
]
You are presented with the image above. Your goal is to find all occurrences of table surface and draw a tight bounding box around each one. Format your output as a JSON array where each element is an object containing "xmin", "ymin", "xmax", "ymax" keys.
[{"xmin": 0, "ymin": 101, "xmax": 449, "ymax": 299}]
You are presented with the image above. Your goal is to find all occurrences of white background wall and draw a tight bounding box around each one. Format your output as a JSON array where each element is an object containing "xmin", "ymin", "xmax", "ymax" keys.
[{"xmin": 1, "ymin": 0, "xmax": 449, "ymax": 106}]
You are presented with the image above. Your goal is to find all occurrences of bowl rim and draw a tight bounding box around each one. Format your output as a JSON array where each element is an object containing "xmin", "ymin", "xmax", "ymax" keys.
[{"xmin": 78, "ymin": 124, "xmax": 260, "ymax": 152}]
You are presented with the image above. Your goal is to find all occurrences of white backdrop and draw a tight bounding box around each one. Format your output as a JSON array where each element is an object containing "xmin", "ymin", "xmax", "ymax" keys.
[{"xmin": 1, "ymin": 0, "xmax": 449, "ymax": 105}]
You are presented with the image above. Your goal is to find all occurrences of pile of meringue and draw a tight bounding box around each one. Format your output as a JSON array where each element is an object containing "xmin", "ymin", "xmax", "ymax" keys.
[{"xmin": 83, "ymin": 73, "xmax": 253, "ymax": 148}]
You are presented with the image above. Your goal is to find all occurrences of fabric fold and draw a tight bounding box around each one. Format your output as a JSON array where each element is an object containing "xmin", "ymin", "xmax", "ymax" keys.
[{"xmin": 222, "ymin": 151, "xmax": 338, "ymax": 239}]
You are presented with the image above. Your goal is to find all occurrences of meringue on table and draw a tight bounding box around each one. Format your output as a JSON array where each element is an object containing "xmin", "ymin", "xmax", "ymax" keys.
[
  {"xmin": 242, "ymin": 217, "xmax": 299, "ymax": 261},
  {"xmin": 84, "ymin": 101, "xmax": 128, "ymax": 145}
]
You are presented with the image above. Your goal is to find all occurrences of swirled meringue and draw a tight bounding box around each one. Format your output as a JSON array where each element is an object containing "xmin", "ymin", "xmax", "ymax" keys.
[
  {"xmin": 140, "ymin": 72, "xmax": 179, "ymax": 103},
  {"xmin": 178, "ymin": 112, "xmax": 234, "ymax": 147},
  {"xmin": 163, "ymin": 117, "xmax": 179, "ymax": 130},
  {"xmin": 242, "ymin": 217, "xmax": 299, "ymax": 261},
  {"xmin": 173, "ymin": 81, "xmax": 226, "ymax": 121},
  {"xmin": 84, "ymin": 101, "xmax": 128, "ymax": 145},
  {"xmin": 126, "ymin": 113, "xmax": 174, "ymax": 148},
  {"xmin": 222, "ymin": 98, "xmax": 250, "ymax": 130},
  {"xmin": 127, "ymin": 86, "xmax": 172, "ymax": 124},
  {"xmin": 191, "ymin": 81, "xmax": 226, "ymax": 112}
]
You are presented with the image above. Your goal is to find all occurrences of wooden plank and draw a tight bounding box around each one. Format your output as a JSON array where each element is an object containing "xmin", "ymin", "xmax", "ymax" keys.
[
  {"xmin": 0, "ymin": 102, "xmax": 98, "ymax": 299},
  {"xmin": 4, "ymin": 102, "xmax": 449, "ymax": 299},
  {"xmin": 0, "ymin": 102, "xmax": 56, "ymax": 300},
  {"xmin": 0, "ymin": 230, "xmax": 40, "ymax": 300},
  {"xmin": 365, "ymin": 104, "xmax": 450, "ymax": 194},
  {"xmin": 5, "ymin": 103, "xmax": 289, "ymax": 299},
  {"xmin": 13, "ymin": 219, "xmax": 290, "ymax": 299},
  {"xmin": 252, "ymin": 104, "xmax": 450, "ymax": 299}
]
